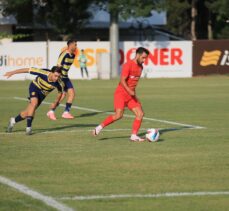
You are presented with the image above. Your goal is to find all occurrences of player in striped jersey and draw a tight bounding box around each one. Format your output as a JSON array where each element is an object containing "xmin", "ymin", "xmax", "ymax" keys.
[
  {"xmin": 4, "ymin": 66, "xmax": 64, "ymax": 135},
  {"xmin": 47, "ymin": 39, "xmax": 77, "ymax": 120}
]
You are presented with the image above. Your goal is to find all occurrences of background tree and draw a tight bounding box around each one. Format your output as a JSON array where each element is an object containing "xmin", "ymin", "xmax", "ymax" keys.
[
  {"xmin": 96, "ymin": 0, "xmax": 164, "ymax": 77},
  {"xmin": 1, "ymin": 0, "xmax": 34, "ymax": 40},
  {"xmin": 165, "ymin": 0, "xmax": 229, "ymax": 40},
  {"xmin": 1, "ymin": 0, "xmax": 93, "ymax": 40},
  {"xmin": 36, "ymin": 0, "xmax": 92, "ymax": 40},
  {"xmin": 1, "ymin": 0, "xmax": 33, "ymax": 26},
  {"xmin": 165, "ymin": 0, "xmax": 191, "ymax": 39},
  {"xmin": 205, "ymin": 0, "xmax": 229, "ymax": 39}
]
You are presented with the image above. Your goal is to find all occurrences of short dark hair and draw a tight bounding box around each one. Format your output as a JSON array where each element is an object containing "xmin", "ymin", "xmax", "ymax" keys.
[
  {"xmin": 67, "ymin": 39, "xmax": 76, "ymax": 46},
  {"xmin": 136, "ymin": 47, "xmax": 149, "ymax": 55},
  {"xmin": 51, "ymin": 66, "xmax": 62, "ymax": 74}
]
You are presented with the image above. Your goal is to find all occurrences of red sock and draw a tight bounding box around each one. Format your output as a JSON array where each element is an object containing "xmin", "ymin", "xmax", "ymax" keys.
[
  {"xmin": 132, "ymin": 119, "xmax": 142, "ymax": 134},
  {"xmin": 101, "ymin": 115, "xmax": 115, "ymax": 127}
]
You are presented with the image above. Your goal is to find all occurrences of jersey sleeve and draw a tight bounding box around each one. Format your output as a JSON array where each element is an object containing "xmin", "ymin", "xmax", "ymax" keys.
[
  {"xmin": 121, "ymin": 62, "xmax": 130, "ymax": 78},
  {"xmin": 29, "ymin": 67, "xmax": 48, "ymax": 77},
  {"xmin": 57, "ymin": 51, "xmax": 67, "ymax": 66}
]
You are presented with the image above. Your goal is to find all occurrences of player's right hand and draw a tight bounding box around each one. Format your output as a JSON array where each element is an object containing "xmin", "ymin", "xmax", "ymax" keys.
[
  {"xmin": 129, "ymin": 90, "xmax": 135, "ymax": 96},
  {"xmin": 4, "ymin": 71, "xmax": 13, "ymax": 78}
]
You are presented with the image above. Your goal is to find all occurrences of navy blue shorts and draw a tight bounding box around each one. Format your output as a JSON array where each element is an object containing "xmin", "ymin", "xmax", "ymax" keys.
[
  {"xmin": 29, "ymin": 83, "xmax": 46, "ymax": 107},
  {"xmin": 62, "ymin": 78, "xmax": 74, "ymax": 92}
]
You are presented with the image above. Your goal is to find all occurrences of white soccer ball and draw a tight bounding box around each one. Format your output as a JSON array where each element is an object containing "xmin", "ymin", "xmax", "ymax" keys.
[{"xmin": 145, "ymin": 128, "xmax": 160, "ymax": 142}]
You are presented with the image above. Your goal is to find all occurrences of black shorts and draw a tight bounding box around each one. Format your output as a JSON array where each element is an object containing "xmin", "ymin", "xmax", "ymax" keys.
[
  {"xmin": 62, "ymin": 77, "xmax": 74, "ymax": 92},
  {"xmin": 29, "ymin": 83, "xmax": 46, "ymax": 107}
]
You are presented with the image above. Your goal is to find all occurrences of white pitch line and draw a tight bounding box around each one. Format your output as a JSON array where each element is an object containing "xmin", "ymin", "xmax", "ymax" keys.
[
  {"xmin": 14, "ymin": 97, "xmax": 205, "ymax": 129},
  {"xmin": 59, "ymin": 191, "xmax": 229, "ymax": 201},
  {"xmin": 0, "ymin": 128, "xmax": 139, "ymax": 135},
  {"xmin": 0, "ymin": 176, "xmax": 74, "ymax": 211}
]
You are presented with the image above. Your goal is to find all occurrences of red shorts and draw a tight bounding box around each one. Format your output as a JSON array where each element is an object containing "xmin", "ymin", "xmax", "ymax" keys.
[{"xmin": 114, "ymin": 89, "xmax": 141, "ymax": 110}]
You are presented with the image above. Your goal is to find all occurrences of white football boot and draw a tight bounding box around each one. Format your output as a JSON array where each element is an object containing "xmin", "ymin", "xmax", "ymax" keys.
[
  {"xmin": 7, "ymin": 117, "xmax": 15, "ymax": 133},
  {"xmin": 92, "ymin": 125, "xmax": 103, "ymax": 136},
  {"xmin": 26, "ymin": 127, "xmax": 32, "ymax": 135},
  {"xmin": 130, "ymin": 134, "xmax": 145, "ymax": 142}
]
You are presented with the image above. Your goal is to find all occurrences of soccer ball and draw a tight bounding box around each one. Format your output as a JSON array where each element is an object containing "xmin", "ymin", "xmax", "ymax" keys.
[{"xmin": 145, "ymin": 128, "xmax": 160, "ymax": 142}]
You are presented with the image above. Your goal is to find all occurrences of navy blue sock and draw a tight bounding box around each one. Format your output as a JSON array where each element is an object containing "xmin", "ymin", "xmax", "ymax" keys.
[
  {"xmin": 26, "ymin": 116, "xmax": 34, "ymax": 127},
  {"xmin": 15, "ymin": 114, "xmax": 24, "ymax": 123},
  {"xmin": 65, "ymin": 103, "xmax": 72, "ymax": 112}
]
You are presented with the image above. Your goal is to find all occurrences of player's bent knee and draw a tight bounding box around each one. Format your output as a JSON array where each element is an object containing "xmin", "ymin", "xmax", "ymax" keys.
[
  {"xmin": 118, "ymin": 114, "xmax": 123, "ymax": 120},
  {"xmin": 114, "ymin": 113, "xmax": 123, "ymax": 120},
  {"xmin": 137, "ymin": 111, "xmax": 144, "ymax": 119},
  {"xmin": 141, "ymin": 111, "xmax": 144, "ymax": 118},
  {"xmin": 68, "ymin": 92, "xmax": 75, "ymax": 101},
  {"xmin": 30, "ymin": 103, "xmax": 38, "ymax": 108},
  {"xmin": 71, "ymin": 94, "xmax": 75, "ymax": 99}
]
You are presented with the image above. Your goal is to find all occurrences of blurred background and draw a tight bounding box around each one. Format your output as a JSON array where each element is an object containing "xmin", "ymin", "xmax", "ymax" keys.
[
  {"xmin": 0, "ymin": 0, "xmax": 228, "ymax": 79},
  {"xmin": 0, "ymin": 2, "xmax": 229, "ymax": 210}
]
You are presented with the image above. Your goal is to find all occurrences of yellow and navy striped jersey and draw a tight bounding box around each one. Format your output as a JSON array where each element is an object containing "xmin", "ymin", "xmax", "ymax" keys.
[
  {"xmin": 29, "ymin": 67, "xmax": 64, "ymax": 96},
  {"xmin": 57, "ymin": 50, "xmax": 75, "ymax": 78}
]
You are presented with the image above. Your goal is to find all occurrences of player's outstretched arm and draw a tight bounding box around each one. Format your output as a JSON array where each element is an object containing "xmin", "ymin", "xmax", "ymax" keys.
[
  {"xmin": 49, "ymin": 92, "xmax": 65, "ymax": 110},
  {"xmin": 55, "ymin": 92, "xmax": 64, "ymax": 105},
  {"xmin": 4, "ymin": 68, "xmax": 30, "ymax": 79}
]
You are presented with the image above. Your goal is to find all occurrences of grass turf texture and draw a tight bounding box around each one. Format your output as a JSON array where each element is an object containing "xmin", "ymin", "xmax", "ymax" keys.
[{"xmin": 0, "ymin": 76, "xmax": 229, "ymax": 211}]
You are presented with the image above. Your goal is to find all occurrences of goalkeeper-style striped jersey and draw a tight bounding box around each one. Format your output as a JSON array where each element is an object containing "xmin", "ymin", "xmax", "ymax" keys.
[
  {"xmin": 57, "ymin": 50, "xmax": 75, "ymax": 78},
  {"xmin": 29, "ymin": 67, "xmax": 64, "ymax": 96}
]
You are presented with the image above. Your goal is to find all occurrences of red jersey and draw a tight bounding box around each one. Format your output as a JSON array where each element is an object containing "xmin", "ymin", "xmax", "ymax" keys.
[{"xmin": 117, "ymin": 60, "xmax": 143, "ymax": 92}]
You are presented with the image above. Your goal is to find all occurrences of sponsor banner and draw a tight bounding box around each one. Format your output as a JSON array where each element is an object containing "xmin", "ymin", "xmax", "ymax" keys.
[
  {"xmin": 122, "ymin": 41, "xmax": 192, "ymax": 78},
  {"xmin": 49, "ymin": 41, "xmax": 192, "ymax": 79},
  {"xmin": 0, "ymin": 41, "xmax": 192, "ymax": 80},
  {"xmin": 0, "ymin": 42, "xmax": 46, "ymax": 80},
  {"xmin": 48, "ymin": 41, "xmax": 109, "ymax": 79},
  {"xmin": 193, "ymin": 40, "xmax": 229, "ymax": 75}
]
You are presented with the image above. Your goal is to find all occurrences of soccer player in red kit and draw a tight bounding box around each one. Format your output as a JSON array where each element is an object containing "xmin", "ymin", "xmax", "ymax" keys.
[{"xmin": 93, "ymin": 47, "xmax": 149, "ymax": 141}]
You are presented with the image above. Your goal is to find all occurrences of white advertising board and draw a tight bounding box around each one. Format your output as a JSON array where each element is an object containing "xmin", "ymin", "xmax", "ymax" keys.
[
  {"xmin": 48, "ymin": 41, "xmax": 109, "ymax": 79},
  {"xmin": 0, "ymin": 41, "xmax": 192, "ymax": 80},
  {"xmin": 121, "ymin": 41, "xmax": 192, "ymax": 78},
  {"xmin": 49, "ymin": 41, "xmax": 192, "ymax": 79},
  {"xmin": 0, "ymin": 42, "xmax": 47, "ymax": 80}
]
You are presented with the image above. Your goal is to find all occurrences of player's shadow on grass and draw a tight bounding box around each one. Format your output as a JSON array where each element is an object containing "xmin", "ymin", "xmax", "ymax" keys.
[
  {"xmin": 99, "ymin": 135, "xmax": 165, "ymax": 142},
  {"xmin": 158, "ymin": 126, "xmax": 193, "ymax": 134},
  {"xmin": 98, "ymin": 135, "xmax": 131, "ymax": 141},
  {"xmin": 98, "ymin": 126, "xmax": 192, "ymax": 142},
  {"xmin": 32, "ymin": 123, "xmax": 98, "ymax": 134},
  {"xmin": 4, "ymin": 123, "xmax": 97, "ymax": 135},
  {"xmin": 76, "ymin": 111, "xmax": 113, "ymax": 118}
]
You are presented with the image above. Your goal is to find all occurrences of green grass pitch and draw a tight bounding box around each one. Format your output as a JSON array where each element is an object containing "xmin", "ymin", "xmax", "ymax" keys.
[{"xmin": 0, "ymin": 76, "xmax": 229, "ymax": 211}]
